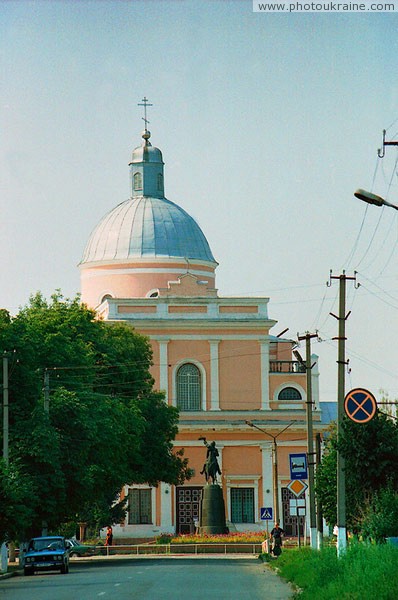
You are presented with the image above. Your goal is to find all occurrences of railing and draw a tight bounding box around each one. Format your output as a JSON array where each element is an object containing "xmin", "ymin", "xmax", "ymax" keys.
[
  {"xmin": 269, "ymin": 360, "xmax": 306, "ymax": 374},
  {"xmin": 87, "ymin": 543, "xmax": 262, "ymax": 557}
]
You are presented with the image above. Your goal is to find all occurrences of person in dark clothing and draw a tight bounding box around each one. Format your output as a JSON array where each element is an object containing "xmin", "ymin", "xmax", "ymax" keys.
[{"xmin": 270, "ymin": 522, "xmax": 284, "ymax": 556}]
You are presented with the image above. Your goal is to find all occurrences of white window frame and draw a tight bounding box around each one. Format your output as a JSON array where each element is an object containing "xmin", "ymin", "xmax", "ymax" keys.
[{"xmin": 172, "ymin": 359, "xmax": 206, "ymax": 411}]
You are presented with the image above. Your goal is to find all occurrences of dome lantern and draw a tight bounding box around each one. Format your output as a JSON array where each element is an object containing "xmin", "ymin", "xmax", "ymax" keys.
[{"xmin": 129, "ymin": 129, "xmax": 165, "ymax": 198}]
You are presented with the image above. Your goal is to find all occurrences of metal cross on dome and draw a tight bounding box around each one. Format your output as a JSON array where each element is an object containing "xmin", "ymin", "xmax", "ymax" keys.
[{"xmin": 138, "ymin": 96, "xmax": 153, "ymax": 130}]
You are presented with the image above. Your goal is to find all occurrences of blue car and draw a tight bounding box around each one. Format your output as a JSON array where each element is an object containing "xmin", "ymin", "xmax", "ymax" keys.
[{"xmin": 24, "ymin": 536, "xmax": 70, "ymax": 576}]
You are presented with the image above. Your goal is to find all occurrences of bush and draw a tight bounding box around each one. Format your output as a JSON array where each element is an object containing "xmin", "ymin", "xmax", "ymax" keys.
[
  {"xmin": 155, "ymin": 533, "xmax": 173, "ymax": 545},
  {"xmin": 270, "ymin": 542, "xmax": 398, "ymax": 599},
  {"xmin": 361, "ymin": 487, "xmax": 398, "ymax": 543}
]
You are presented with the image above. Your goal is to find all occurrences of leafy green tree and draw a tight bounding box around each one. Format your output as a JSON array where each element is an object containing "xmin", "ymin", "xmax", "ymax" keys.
[
  {"xmin": 316, "ymin": 412, "xmax": 398, "ymax": 532},
  {"xmin": 0, "ymin": 459, "xmax": 35, "ymax": 542},
  {"xmin": 0, "ymin": 292, "xmax": 191, "ymax": 540}
]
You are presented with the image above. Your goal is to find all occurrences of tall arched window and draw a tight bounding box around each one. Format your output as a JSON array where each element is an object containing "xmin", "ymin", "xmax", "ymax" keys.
[
  {"xmin": 134, "ymin": 172, "xmax": 142, "ymax": 191},
  {"xmin": 278, "ymin": 387, "xmax": 302, "ymax": 401},
  {"xmin": 176, "ymin": 363, "xmax": 201, "ymax": 411},
  {"xmin": 157, "ymin": 173, "xmax": 163, "ymax": 192}
]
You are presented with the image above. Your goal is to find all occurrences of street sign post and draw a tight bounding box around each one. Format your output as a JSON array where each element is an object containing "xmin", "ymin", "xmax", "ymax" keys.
[
  {"xmin": 260, "ymin": 507, "xmax": 273, "ymax": 551},
  {"xmin": 287, "ymin": 480, "xmax": 308, "ymax": 547},
  {"xmin": 289, "ymin": 453, "xmax": 308, "ymax": 480},
  {"xmin": 344, "ymin": 388, "xmax": 377, "ymax": 424}
]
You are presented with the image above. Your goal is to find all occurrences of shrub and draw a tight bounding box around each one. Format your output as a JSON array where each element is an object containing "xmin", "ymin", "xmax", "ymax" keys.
[
  {"xmin": 361, "ymin": 487, "xmax": 398, "ymax": 543},
  {"xmin": 270, "ymin": 542, "xmax": 398, "ymax": 599},
  {"xmin": 155, "ymin": 533, "xmax": 173, "ymax": 545}
]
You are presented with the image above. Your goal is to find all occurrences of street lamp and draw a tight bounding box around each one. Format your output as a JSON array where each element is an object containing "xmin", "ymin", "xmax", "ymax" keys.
[
  {"xmin": 245, "ymin": 420, "xmax": 296, "ymax": 524},
  {"xmin": 354, "ymin": 189, "xmax": 398, "ymax": 211}
]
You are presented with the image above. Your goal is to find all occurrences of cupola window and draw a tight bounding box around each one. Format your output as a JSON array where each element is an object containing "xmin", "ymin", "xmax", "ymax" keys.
[
  {"xmin": 157, "ymin": 173, "xmax": 163, "ymax": 192},
  {"xmin": 176, "ymin": 363, "xmax": 201, "ymax": 411},
  {"xmin": 133, "ymin": 172, "xmax": 142, "ymax": 191}
]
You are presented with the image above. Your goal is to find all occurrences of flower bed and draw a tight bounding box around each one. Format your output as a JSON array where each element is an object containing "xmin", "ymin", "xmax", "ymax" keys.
[{"xmin": 156, "ymin": 532, "xmax": 266, "ymax": 545}]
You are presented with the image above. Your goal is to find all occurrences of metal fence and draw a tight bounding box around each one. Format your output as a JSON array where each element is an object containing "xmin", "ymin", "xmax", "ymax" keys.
[{"xmin": 99, "ymin": 543, "xmax": 262, "ymax": 556}]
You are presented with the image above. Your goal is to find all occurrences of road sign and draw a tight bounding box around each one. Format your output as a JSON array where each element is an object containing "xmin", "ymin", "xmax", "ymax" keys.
[
  {"xmin": 290, "ymin": 498, "xmax": 306, "ymax": 517},
  {"xmin": 287, "ymin": 479, "xmax": 308, "ymax": 497},
  {"xmin": 260, "ymin": 507, "xmax": 273, "ymax": 520},
  {"xmin": 289, "ymin": 453, "xmax": 308, "ymax": 480},
  {"xmin": 344, "ymin": 388, "xmax": 377, "ymax": 424}
]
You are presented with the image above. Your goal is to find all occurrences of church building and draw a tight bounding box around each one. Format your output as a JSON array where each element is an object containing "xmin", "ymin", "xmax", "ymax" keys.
[{"xmin": 79, "ymin": 113, "xmax": 325, "ymax": 539}]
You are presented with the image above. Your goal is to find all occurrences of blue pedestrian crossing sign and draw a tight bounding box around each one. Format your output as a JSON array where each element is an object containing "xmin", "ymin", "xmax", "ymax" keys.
[{"xmin": 260, "ymin": 507, "xmax": 273, "ymax": 520}]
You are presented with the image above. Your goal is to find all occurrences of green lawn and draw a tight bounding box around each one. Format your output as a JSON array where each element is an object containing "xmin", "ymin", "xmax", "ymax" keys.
[{"xmin": 265, "ymin": 542, "xmax": 398, "ymax": 599}]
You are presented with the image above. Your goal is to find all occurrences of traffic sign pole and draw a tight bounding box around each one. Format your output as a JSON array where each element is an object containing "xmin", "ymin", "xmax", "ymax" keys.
[{"xmin": 298, "ymin": 331, "xmax": 318, "ymax": 550}]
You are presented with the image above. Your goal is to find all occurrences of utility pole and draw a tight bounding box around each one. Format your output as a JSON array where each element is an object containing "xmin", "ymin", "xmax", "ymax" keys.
[
  {"xmin": 272, "ymin": 437, "xmax": 279, "ymax": 524},
  {"xmin": 316, "ymin": 433, "xmax": 323, "ymax": 549},
  {"xmin": 2, "ymin": 353, "xmax": 9, "ymax": 465},
  {"xmin": 44, "ymin": 369, "xmax": 50, "ymax": 413},
  {"xmin": 296, "ymin": 332, "xmax": 318, "ymax": 550},
  {"xmin": 328, "ymin": 270, "xmax": 358, "ymax": 557}
]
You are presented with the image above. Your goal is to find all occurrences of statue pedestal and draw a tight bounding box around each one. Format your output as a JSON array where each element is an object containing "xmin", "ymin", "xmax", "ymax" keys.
[{"xmin": 198, "ymin": 484, "xmax": 228, "ymax": 535}]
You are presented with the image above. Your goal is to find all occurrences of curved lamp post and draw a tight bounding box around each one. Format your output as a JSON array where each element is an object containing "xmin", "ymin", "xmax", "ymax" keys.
[
  {"xmin": 354, "ymin": 189, "xmax": 398, "ymax": 211},
  {"xmin": 245, "ymin": 420, "xmax": 296, "ymax": 524}
]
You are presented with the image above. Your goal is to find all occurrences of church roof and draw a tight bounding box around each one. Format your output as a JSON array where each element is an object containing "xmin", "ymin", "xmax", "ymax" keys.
[
  {"xmin": 80, "ymin": 122, "xmax": 216, "ymax": 267},
  {"xmin": 80, "ymin": 195, "xmax": 216, "ymax": 265}
]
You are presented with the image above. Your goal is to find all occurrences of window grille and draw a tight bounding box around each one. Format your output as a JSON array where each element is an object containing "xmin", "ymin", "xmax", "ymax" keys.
[
  {"xmin": 230, "ymin": 488, "xmax": 254, "ymax": 523},
  {"xmin": 176, "ymin": 363, "xmax": 201, "ymax": 411},
  {"xmin": 278, "ymin": 387, "xmax": 302, "ymax": 401},
  {"xmin": 128, "ymin": 488, "xmax": 152, "ymax": 524}
]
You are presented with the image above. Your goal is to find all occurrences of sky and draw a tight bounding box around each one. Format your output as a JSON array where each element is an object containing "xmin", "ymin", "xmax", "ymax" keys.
[{"xmin": 2, "ymin": 1, "xmax": 398, "ymax": 404}]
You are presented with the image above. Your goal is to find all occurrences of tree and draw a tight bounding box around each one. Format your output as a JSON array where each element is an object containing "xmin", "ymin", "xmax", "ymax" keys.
[
  {"xmin": 0, "ymin": 459, "xmax": 35, "ymax": 542},
  {"xmin": 316, "ymin": 411, "xmax": 398, "ymax": 532},
  {"xmin": 0, "ymin": 292, "xmax": 191, "ymax": 540}
]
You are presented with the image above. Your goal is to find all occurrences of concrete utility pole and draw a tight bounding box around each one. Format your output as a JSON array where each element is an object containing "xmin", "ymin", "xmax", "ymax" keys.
[
  {"xmin": 2, "ymin": 354, "xmax": 9, "ymax": 465},
  {"xmin": 297, "ymin": 332, "xmax": 318, "ymax": 550},
  {"xmin": 328, "ymin": 270, "xmax": 358, "ymax": 557},
  {"xmin": 316, "ymin": 433, "xmax": 323, "ymax": 549}
]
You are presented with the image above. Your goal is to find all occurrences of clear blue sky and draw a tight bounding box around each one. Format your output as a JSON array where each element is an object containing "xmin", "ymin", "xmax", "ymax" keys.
[{"xmin": 2, "ymin": 1, "xmax": 398, "ymax": 403}]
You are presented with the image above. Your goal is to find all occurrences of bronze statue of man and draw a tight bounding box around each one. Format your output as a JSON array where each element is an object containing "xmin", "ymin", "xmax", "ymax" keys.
[{"xmin": 199, "ymin": 437, "xmax": 221, "ymax": 484}]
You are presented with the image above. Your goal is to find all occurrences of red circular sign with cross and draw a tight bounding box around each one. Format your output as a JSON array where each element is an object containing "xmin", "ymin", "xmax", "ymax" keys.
[{"xmin": 344, "ymin": 388, "xmax": 377, "ymax": 424}]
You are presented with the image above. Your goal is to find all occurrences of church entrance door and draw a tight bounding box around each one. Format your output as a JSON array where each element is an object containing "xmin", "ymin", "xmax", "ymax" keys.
[{"xmin": 176, "ymin": 486, "xmax": 202, "ymax": 534}]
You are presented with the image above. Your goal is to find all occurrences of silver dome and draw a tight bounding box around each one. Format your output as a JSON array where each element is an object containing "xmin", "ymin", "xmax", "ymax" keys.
[{"xmin": 80, "ymin": 196, "xmax": 216, "ymax": 265}]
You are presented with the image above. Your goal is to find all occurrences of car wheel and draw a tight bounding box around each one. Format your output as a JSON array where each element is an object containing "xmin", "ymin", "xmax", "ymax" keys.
[
  {"xmin": 69, "ymin": 552, "xmax": 76, "ymax": 557},
  {"xmin": 60, "ymin": 564, "xmax": 69, "ymax": 574},
  {"xmin": 24, "ymin": 567, "xmax": 34, "ymax": 576}
]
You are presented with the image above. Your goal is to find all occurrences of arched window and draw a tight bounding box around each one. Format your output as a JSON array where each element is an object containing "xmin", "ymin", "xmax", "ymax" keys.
[
  {"xmin": 176, "ymin": 363, "xmax": 201, "ymax": 411},
  {"xmin": 134, "ymin": 172, "xmax": 142, "ymax": 191},
  {"xmin": 278, "ymin": 387, "xmax": 302, "ymax": 401},
  {"xmin": 157, "ymin": 173, "xmax": 163, "ymax": 192}
]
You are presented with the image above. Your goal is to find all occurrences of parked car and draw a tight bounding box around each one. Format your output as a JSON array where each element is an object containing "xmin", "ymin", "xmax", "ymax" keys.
[
  {"xmin": 66, "ymin": 538, "xmax": 98, "ymax": 557},
  {"xmin": 23, "ymin": 536, "xmax": 70, "ymax": 576}
]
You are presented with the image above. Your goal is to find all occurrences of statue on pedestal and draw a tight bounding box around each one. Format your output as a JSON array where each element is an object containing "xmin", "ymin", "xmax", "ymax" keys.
[{"xmin": 199, "ymin": 437, "xmax": 221, "ymax": 484}]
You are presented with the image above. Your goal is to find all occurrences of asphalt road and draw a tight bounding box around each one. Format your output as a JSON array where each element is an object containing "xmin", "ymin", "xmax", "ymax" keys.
[{"xmin": 0, "ymin": 557, "xmax": 294, "ymax": 600}]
